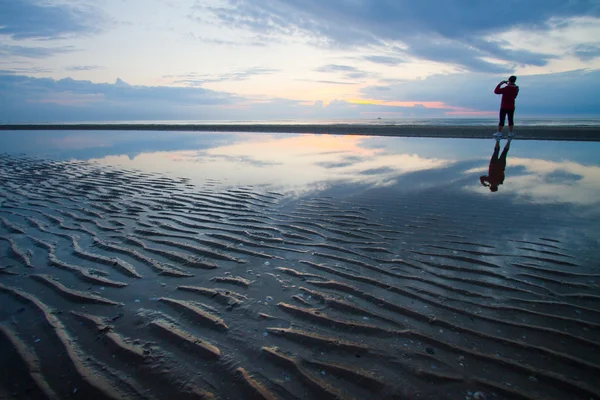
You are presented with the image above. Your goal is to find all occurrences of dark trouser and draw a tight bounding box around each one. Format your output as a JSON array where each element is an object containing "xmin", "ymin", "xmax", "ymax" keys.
[
  {"xmin": 499, "ymin": 108, "xmax": 515, "ymax": 127},
  {"xmin": 491, "ymin": 142, "xmax": 509, "ymax": 170}
]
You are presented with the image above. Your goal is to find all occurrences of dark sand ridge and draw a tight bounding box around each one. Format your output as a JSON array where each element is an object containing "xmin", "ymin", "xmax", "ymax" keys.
[
  {"xmin": 2, "ymin": 123, "xmax": 600, "ymax": 141},
  {"xmin": 1, "ymin": 153, "xmax": 600, "ymax": 400}
]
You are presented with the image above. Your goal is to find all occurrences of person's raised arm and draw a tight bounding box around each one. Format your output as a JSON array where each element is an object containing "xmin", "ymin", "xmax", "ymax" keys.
[
  {"xmin": 494, "ymin": 80, "xmax": 506, "ymax": 94},
  {"xmin": 480, "ymin": 176, "xmax": 490, "ymax": 187}
]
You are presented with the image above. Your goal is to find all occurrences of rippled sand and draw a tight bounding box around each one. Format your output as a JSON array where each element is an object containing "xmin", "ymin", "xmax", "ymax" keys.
[{"xmin": 0, "ymin": 154, "xmax": 599, "ymax": 400}]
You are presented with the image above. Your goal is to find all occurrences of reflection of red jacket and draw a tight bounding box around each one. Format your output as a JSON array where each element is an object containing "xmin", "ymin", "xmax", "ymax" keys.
[
  {"xmin": 494, "ymin": 83, "xmax": 519, "ymax": 110},
  {"xmin": 480, "ymin": 162, "xmax": 505, "ymax": 186}
]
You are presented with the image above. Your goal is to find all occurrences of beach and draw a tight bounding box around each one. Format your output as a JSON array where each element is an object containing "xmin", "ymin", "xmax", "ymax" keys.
[
  {"xmin": 1, "ymin": 132, "xmax": 600, "ymax": 400},
  {"xmin": 3, "ymin": 0, "xmax": 600, "ymax": 397},
  {"xmin": 2, "ymin": 123, "xmax": 600, "ymax": 141}
]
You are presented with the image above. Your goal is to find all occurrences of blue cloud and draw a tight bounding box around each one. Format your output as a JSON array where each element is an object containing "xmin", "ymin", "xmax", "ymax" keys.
[
  {"xmin": 0, "ymin": 73, "xmax": 462, "ymax": 122},
  {"xmin": 466, "ymin": 38, "xmax": 558, "ymax": 67},
  {"xmin": 66, "ymin": 65, "xmax": 104, "ymax": 71},
  {"xmin": 574, "ymin": 44, "xmax": 600, "ymax": 61},
  {"xmin": 0, "ymin": 44, "xmax": 77, "ymax": 58},
  {"xmin": 296, "ymin": 79, "xmax": 356, "ymax": 85},
  {"xmin": 402, "ymin": 40, "xmax": 513, "ymax": 73},
  {"xmin": 363, "ymin": 55, "xmax": 405, "ymax": 66},
  {"xmin": 1, "ymin": 70, "xmax": 598, "ymax": 123},
  {"xmin": 0, "ymin": 0, "xmax": 101, "ymax": 40},
  {"xmin": 0, "ymin": 74, "xmax": 240, "ymax": 122},
  {"xmin": 165, "ymin": 67, "xmax": 279, "ymax": 85},
  {"xmin": 316, "ymin": 64, "xmax": 373, "ymax": 80},
  {"xmin": 0, "ymin": 67, "xmax": 53, "ymax": 74},
  {"xmin": 188, "ymin": 33, "xmax": 269, "ymax": 48},
  {"xmin": 359, "ymin": 167, "xmax": 397, "ymax": 175},
  {"xmin": 360, "ymin": 69, "xmax": 600, "ymax": 115},
  {"xmin": 543, "ymin": 170, "xmax": 583, "ymax": 184},
  {"xmin": 317, "ymin": 65, "xmax": 360, "ymax": 73},
  {"xmin": 203, "ymin": 0, "xmax": 597, "ymax": 72},
  {"xmin": 0, "ymin": 130, "xmax": 243, "ymax": 161}
]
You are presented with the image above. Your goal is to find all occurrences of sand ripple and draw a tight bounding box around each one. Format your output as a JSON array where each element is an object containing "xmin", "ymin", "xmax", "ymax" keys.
[{"xmin": 1, "ymin": 154, "xmax": 599, "ymax": 400}]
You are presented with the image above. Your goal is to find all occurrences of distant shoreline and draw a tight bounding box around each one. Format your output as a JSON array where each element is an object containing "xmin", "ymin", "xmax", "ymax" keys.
[{"xmin": 2, "ymin": 124, "xmax": 600, "ymax": 141}]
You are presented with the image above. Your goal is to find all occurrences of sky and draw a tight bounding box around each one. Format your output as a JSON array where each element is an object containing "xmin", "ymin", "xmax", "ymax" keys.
[{"xmin": 1, "ymin": 0, "xmax": 599, "ymax": 122}]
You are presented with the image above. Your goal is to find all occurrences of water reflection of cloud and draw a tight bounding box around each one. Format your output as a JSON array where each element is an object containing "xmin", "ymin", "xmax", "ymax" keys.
[
  {"xmin": 317, "ymin": 160, "xmax": 359, "ymax": 168},
  {"xmin": 1, "ymin": 130, "xmax": 241, "ymax": 160},
  {"xmin": 203, "ymin": 134, "xmax": 451, "ymax": 185},
  {"xmin": 300, "ymin": 150, "xmax": 351, "ymax": 157},
  {"xmin": 466, "ymin": 157, "xmax": 600, "ymax": 205},
  {"xmin": 543, "ymin": 170, "xmax": 583, "ymax": 184},
  {"xmin": 359, "ymin": 166, "xmax": 398, "ymax": 175},
  {"xmin": 179, "ymin": 151, "xmax": 283, "ymax": 167},
  {"xmin": 46, "ymin": 135, "xmax": 111, "ymax": 150},
  {"xmin": 316, "ymin": 155, "xmax": 367, "ymax": 169},
  {"xmin": 89, "ymin": 133, "xmax": 452, "ymax": 194},
  {"xmin": 85, "ymin": 133, "xmax": 600, "ymax": 206}
]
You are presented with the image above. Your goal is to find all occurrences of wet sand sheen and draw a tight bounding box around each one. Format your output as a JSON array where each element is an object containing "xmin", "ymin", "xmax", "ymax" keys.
[
  {"xmin": 0, "ymin": 153, "xmax": 599, "ymax": 400},
  {"xmin": 2, "ymin": 123, "xmax": 600, "ymax": 141}
]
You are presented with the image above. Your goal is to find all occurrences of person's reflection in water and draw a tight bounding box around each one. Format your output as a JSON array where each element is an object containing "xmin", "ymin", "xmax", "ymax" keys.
[{"xmin": 480, "ymin": 137, "xmax": 511, "ymax": 192}]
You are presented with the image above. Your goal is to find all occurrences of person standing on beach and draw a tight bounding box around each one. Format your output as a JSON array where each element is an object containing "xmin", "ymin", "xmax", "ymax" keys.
[
  {"xmin": 493, "ymin": 76, "xmax": 519, "ymax": 139},
  {"xmin": 480, "ymin": 135, "xmax": 512, "ymax": 192}
]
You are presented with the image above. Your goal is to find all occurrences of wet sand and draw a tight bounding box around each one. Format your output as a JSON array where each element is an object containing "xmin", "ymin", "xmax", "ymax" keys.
[
  {"xmin": 1, "ymin": 153, "xmax": 600, "ymax": 400},
  {"xmin": 2, "ymin": 123, "xmax": 600, "ymax": 141}
]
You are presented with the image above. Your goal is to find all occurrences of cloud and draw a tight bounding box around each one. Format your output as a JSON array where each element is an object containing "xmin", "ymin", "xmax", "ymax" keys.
[
  {"xmin": 574, "ymin": 44, "xmax": 600, "ymax": 61},
  {"xmin": 1, "ymin": 68, "xmax": 598, "ymax": 123},
  {"xmin": 316, "ymin": 64, "xmax": 373, "ymax": 80},
  {"xmin": 203, "ymin": 0, "xmax": 597, "ymax": 72},
  {"xmin": 359, "ymin": 166, "xmax": 398, "ymax": 175},
  {"xmin": 402, "ymin": 39, "xmax": 514, "ymax": 73},
  {"xmin": 467, "ymin": 38, "xmax": 558, "ymax": 67},
  {"xmin": 0, "ymin": 67, "xmax": 53, "ymax": 74},
  {"xmin": 165, "ymin": 67, "xmax": 279, "ymax": 85},
  {"xmin": 316, "ymin": 65, "xmax": 359, "ymax": 73},
  {"xmin": 0, "ymin": 72, "xmax": 463, "ymax": 122},
  {"xmin": 0, "ymin": 0, "xmax": 102, "ymax": 40},
  {"xmin": 363, "ymin": 55, "xmax": 405, "ymax": 66},
  {"xmin": 475, "ymin": 157, "xmax": 600, "ymax": 206},
  {"xmin": 66, "ymin": 65, "xmax": 104, "ymax": 71},
  {"xmin": 193, "ymin": 152, "xmax": 282, "ymax": 167},
  {"xmin": 360, "ymin": 69, "xmax": 600, "ymax": 115},
  {"xmin": 542, "ymin": 170, "xmax": 583, "ymax": 184},
  {"xmin": 296, "ymin": 79, "xmax": 357, "ymax": 85},
  {"xmin": 0, "ymin": 130, "xmax": 239, "ymax": 161},
  {"xmin": 187, "ymin": 33, "xmax": 269, "ymax": 48},
  {"xmin": 0, "ymin": 44, "xmax": 77, "ymax": 58},
  {"xmin": 317, "ymin": 156, "xmax": 366, "ymax": 169},
  {"xmin": 0, "ymin": 74, "xmax": 240, "ymax": 122}
]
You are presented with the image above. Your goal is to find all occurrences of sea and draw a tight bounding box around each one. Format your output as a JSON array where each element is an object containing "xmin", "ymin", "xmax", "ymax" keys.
[{"xmin": 25, "ymin": 117, "xmax": 600, "ymax": 127}]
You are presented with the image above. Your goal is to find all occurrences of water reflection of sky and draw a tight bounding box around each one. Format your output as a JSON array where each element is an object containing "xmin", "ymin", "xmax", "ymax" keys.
[{"xmin": 2, "ymin": 130, "xmax": 600, "ymax": 207}]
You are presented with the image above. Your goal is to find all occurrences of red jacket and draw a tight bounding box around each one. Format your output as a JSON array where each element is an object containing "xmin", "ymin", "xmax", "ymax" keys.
[
  {"xmin": 481, "ymin": 161, "xmax": 505, "ymax": 186},
  {"xmin": 494, "ymin": 83, "xmax": 519, "ymax": 110}
]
